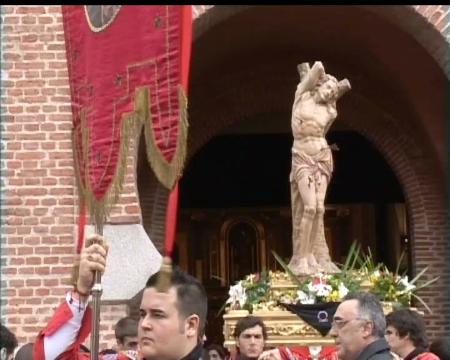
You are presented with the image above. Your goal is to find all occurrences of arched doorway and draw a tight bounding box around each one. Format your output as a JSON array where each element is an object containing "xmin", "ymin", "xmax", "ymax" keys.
[
  {"xmin": 222, "ymin": 218, "xmax": 266, "ymax": 285},
  {"xmin": 138, "ymin": 5, "xmax": 448, "ymax": 339}
]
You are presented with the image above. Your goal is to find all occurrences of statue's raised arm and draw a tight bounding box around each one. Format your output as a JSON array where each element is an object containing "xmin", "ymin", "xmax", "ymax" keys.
[
  {"xmin": 337, "ymin": 78, "xmax": 351, "ymax": 99},
  {"xmin": 293, "ymin": 61, "xmax": 326, "ymax": 109}
]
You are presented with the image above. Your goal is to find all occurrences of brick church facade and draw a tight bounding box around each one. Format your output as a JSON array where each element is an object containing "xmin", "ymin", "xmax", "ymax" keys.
[{"xmin": 1, "ymin": 5, "xmax": 449, "ymax": 349}]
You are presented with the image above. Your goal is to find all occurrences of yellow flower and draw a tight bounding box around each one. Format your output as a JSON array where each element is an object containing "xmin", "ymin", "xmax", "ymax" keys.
[{"xmin": 327, "ymin": 290, "xmax": 340, "ymax": 302}]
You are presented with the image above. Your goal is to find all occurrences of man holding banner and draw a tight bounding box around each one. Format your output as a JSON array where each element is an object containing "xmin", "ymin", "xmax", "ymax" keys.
[{"xmin": 33, "ymin": 234, "xmax": 208, "ymax": 360}]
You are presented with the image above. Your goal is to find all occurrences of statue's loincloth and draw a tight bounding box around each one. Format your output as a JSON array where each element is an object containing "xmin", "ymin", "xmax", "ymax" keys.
[{"xmin": 290, "ymin": 147, "xmax": 333, "ymax": 186}]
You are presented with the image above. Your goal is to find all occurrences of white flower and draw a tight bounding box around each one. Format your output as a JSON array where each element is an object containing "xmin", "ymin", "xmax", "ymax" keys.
[
  {"xmin": 338, "ymin": 282, "xmax": 349, "ymax": 298},
  {"xmin": 307, "ymin": 282, "xmax": 332, "ymax": 298},
  {"xmin": 398, "ymin": 276, "xmax": 416, "ymax": 294},
  {"xmin": 296, "ymin": 290, "xmax": 315, "ymax": 304},
  {"xmin": 372, "ymin": 270, "xmax": 381, "ymax": 278},
  {"xmin": 226, "ymin": 281, "xmax": 247, "ymax": 307},
  {"xmin": 315, "ymin": 284, "xmax": 333, "ymax": 297}
]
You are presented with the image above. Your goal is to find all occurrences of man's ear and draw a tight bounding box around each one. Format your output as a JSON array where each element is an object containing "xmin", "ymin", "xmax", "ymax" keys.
[
  {"xmin": 362, "ymin": 321, "xmax": 375, "ymax": 339},
  {"xmin": 185, "ymin": 314, "xmax": 200, "ymax": 338}
]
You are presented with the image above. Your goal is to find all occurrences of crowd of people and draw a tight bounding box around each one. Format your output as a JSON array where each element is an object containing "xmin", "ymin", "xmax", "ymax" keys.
[{"xmin": 1, "ymin": 235, "xmax": 449, "ymax": 360}]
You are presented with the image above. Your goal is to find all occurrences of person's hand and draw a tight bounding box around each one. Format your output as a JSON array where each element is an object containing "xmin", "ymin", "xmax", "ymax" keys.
[
  {"xmin": 337, "ymin": 78, "xmax": 351, "ymax": 98},
  {"xmin": 258, "ymin": 349, "xmax": 281, "ymax": 360},
  {"xmin": 339, "ymin": 78, "xmax": 351, "ymax": 90},
  {"xmin": 75, "ymin": 234, "xmax": 108, "ymax": 298},
  {"xmin": 297, "ymin": 62, "xmax": 310, "ymax": 79}
]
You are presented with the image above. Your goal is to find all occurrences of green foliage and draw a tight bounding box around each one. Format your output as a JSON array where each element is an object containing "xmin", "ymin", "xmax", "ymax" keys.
[{"xmin": 241, "ymin": 272, "xmax": 270, "ymax": 313}]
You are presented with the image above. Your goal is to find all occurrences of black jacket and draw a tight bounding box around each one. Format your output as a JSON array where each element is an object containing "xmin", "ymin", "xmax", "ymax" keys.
[
  {"xmin": 142, "ymin": 343, "xmax": 204, "ymax": 360},
  {"xmin": 180, "ymin": 343, "xmax": 204, "ymax": 360},
  {"xmin": 356, "ymin": 339, "xmax": 393, "ymax": 360}
]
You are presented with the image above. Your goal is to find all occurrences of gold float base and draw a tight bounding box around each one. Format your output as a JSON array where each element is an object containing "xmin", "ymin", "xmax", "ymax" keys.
[{"xmin": 223, "ymin": 303, "xmax": 396, "ymax": 351}]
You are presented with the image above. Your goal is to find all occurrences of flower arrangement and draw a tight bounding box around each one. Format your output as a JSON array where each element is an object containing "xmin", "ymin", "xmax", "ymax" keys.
[
  {"xmin": 223, "ymin": 243, "xmax": 439, "ymax": 314},
  {"xmin": 272, "ymin": 249, "xmax": 362, "ymax": 305},
  {"xmin": 226, "ymin": 272, "xmax": 270, "ymax": 312},
  {"xmin": 223, "ymin": 269, "xmax": 359, "ymax": 312},
  {"xmin": 369, "ymin": 269, "xmax": 415, "ymax": 306},
  {"xmin": 297, "ymin": 273, "xmax": 352, "ymax": 304},
  {"xmin": 361, "ymin": 250, "xmax": 438, "ymax": 312}
]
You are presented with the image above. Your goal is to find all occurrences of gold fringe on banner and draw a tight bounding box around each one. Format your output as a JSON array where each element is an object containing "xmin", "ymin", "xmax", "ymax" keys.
[
  {"xmin": 72, "ymin": 107, "xmax": 140, "ymax": 229},
  {"xmin": 139, "ymin": 85, "xmax": 189, "ymax": 191},
  {"xmin": 72, "ymin": 84, "xmax": 188, "ymax": 229}
]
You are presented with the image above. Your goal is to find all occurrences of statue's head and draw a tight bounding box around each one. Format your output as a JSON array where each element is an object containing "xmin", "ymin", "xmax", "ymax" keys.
[
  {"xmin": 315, "ymin": 74, "xmax": 351, "ymax": 103},
  {"xmin": 315, "ymin": 75, "xmax": 339, "ymax": 103}
]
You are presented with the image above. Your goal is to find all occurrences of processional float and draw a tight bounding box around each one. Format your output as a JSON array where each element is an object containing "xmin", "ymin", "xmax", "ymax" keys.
[
  {"xmin": 222, "ymin": 62, "xmax": 430, "ymax": 353},
  {"xmin": 61, "ymin": 5, "xmax": 193, "ymax": 358}
]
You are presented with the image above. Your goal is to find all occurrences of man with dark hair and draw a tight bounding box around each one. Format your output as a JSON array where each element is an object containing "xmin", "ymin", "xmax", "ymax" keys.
[
  {"xmin": 329, "ymin": 292, "xmax": 393, "ymax": 360},
  {"xmin": 205, "ymin": 344, "xmax": 227, "ymax": 360},
  {"xmin": 114, "ymin": 317, "xmax": 138, "ymax": 353},
  {"xmin": 233, "ymin": 316, "xmax": 267, "ymax": 360},
  {"xmin": 0, "ymin": 324, "xmax": 18, "ymax": 360},
  {"xmin": 34, "ymin": 234, "xmax": 208, "ymax": 360},
  {"xmin": 385, "ymin": 309, "xmax": 438, "ymax": 360},
  {"xmin": 139, "ymin": 265, "xmax": 208, "ymax": 359}
]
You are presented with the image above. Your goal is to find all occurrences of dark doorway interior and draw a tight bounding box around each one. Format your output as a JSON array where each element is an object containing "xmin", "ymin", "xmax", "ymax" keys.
[
  {"xmin": 180, "ymin": 131, "xmax": 405, "ymax": 265},
  {"xmin": 180, "ymin": 131, "xmax": 404, "ymax": 207}
]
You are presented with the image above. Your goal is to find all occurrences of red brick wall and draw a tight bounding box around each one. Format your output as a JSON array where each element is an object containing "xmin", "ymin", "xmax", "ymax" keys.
[
  {"xmin": 1, "ymin": 3, "xmax": 448, "ymax": 348},
  {"xmin": 2, "ymin": 5, "xmax": 78, "ymax": 344},
  {"xmin": 1, "ymin": 5, "xmax": 140, "ymax": 347},
  {"xmin": 343, "ymin": 98, "xmax": 448, "ymax": 340},
  {"xmin": 415, "ymin": 5, "xmax": 450, "ymax": 34}
]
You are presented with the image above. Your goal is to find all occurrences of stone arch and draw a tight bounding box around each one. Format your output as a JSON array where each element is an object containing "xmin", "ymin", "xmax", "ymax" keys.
[
  {"xmin": 341, "ymin": 95, "xmax": 447, "ymax": 339},
  {"xmin": 138, "ymin": 5, "xmax": 449, "ymax": 337},
  {"xmin": 193, "ymin": 5, "xmax": 450, "ymax": 76}
]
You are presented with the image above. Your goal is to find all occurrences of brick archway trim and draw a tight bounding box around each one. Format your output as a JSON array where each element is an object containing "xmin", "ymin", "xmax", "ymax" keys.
[{"xmin": 192, "ymin": 5, "xmax": 450, "ymax": 78}]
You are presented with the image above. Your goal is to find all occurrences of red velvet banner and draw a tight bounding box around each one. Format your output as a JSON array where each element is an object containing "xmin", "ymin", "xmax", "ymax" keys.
[{"xmin": 62, "ymin": 6, "xmax": 192, "ymax": 251}]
